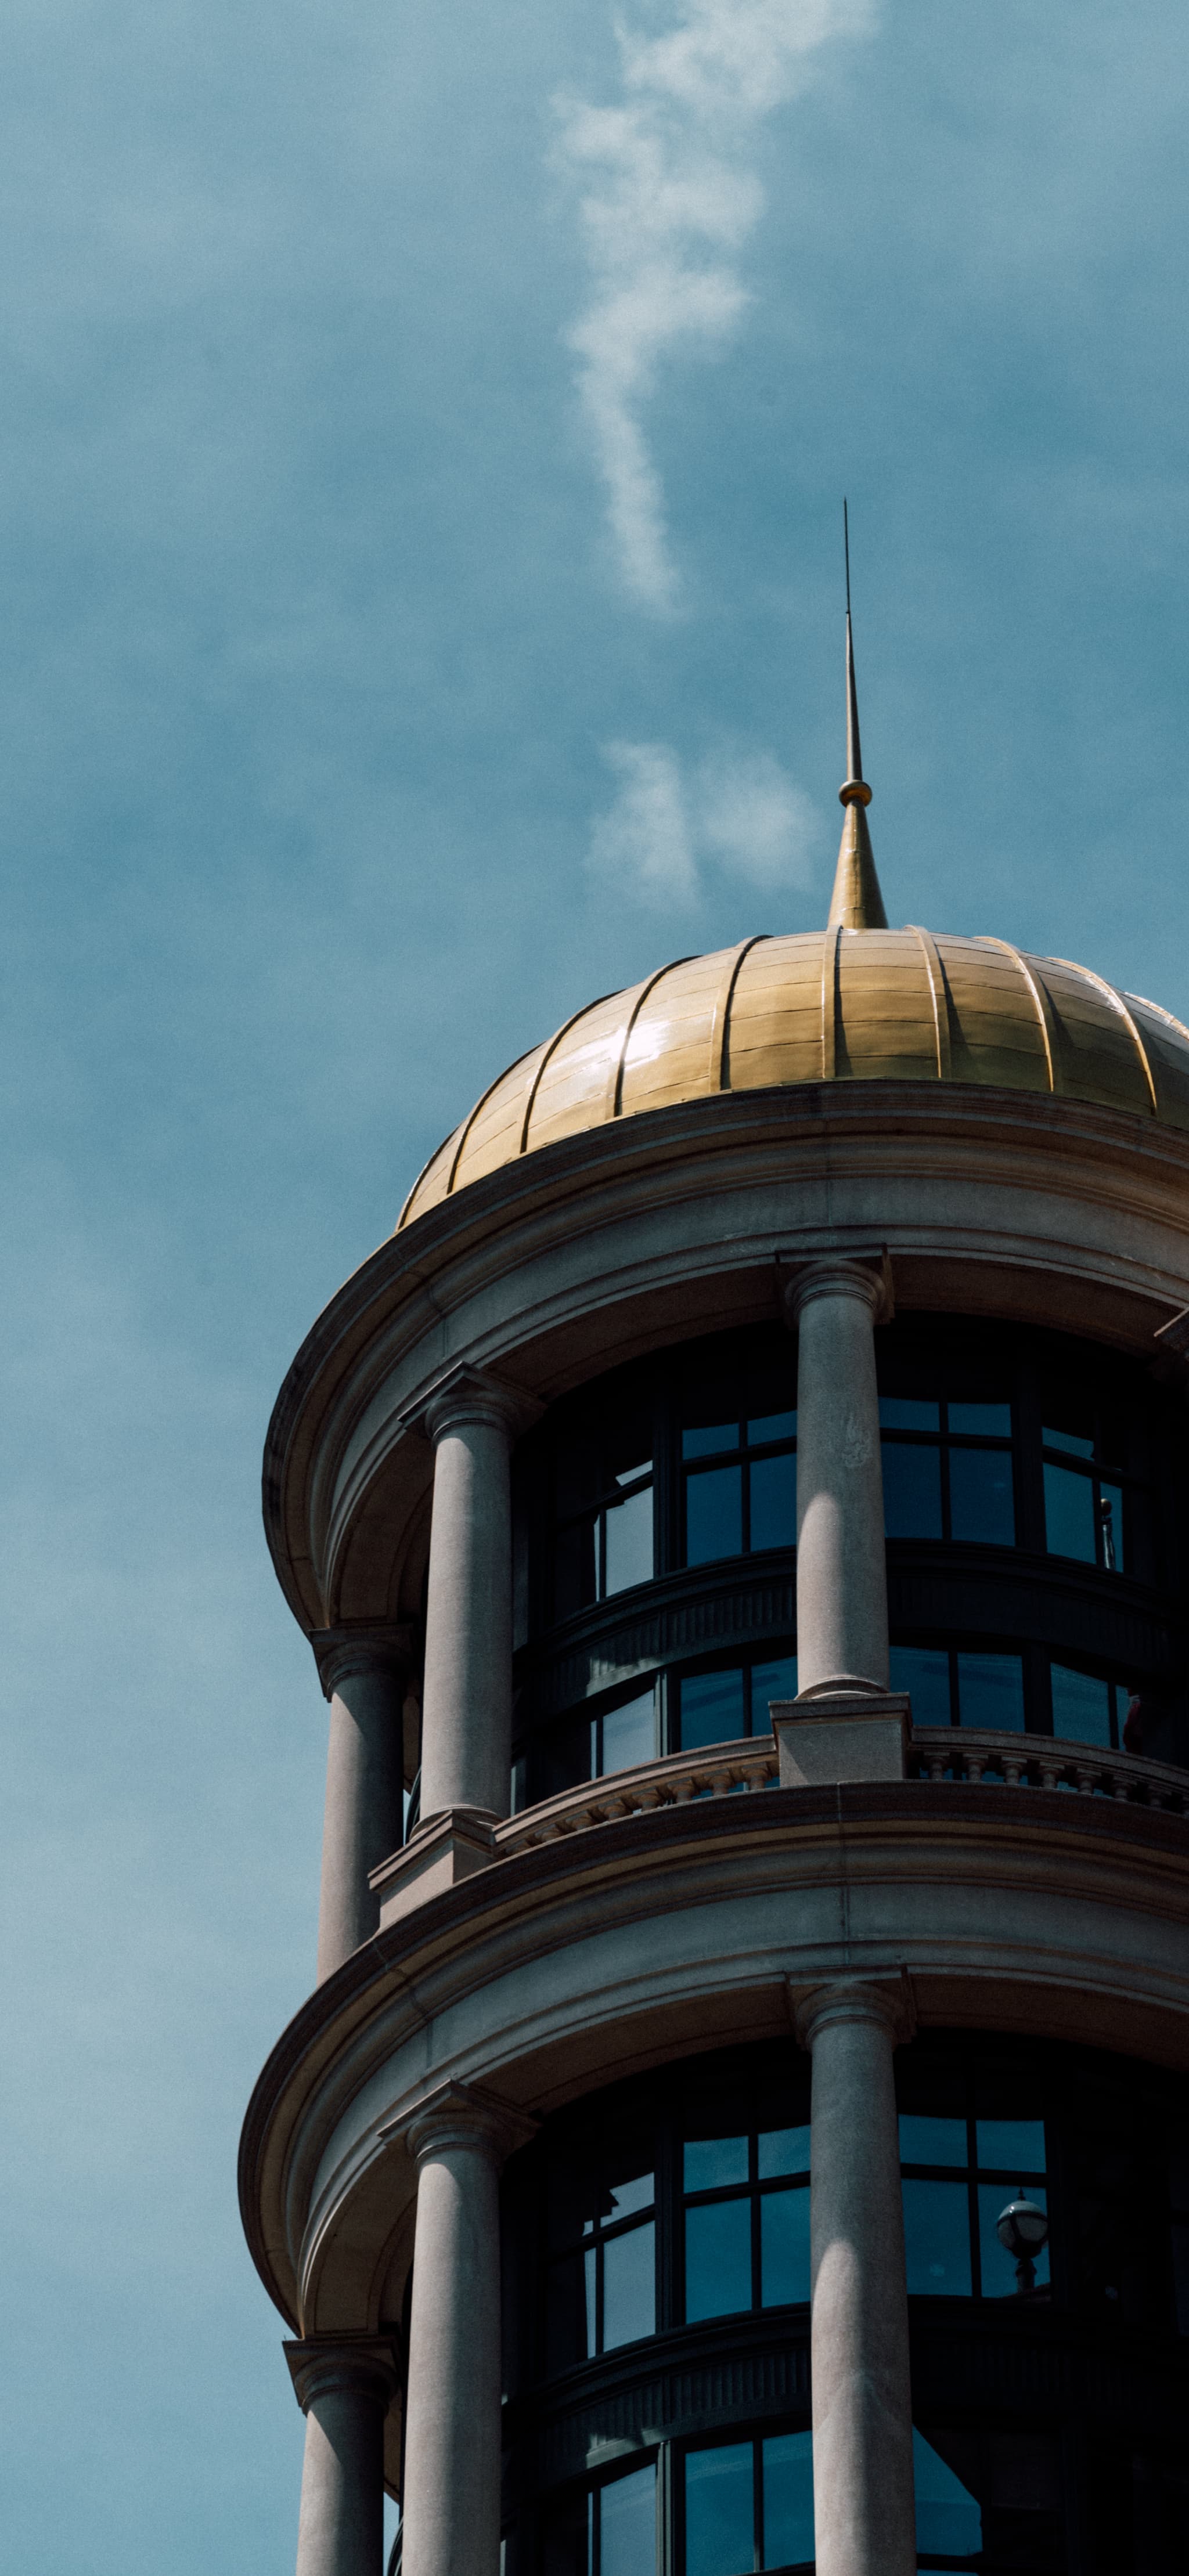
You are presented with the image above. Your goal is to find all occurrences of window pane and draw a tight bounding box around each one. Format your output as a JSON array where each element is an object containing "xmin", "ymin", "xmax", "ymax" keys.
[
  {"xmin": 1043, "ymin": 1416, "xmax": 1094, "ymax": 1458},
  {"xmin": 600, "ymin": 2464, "xmax": 657, "ymax": 2576},
  {"xmin": 889, "ymin": 1647, "xmax": 952, "ymax": 1727},
  {"xmin": 600, "ymin": 1691, "xmax": 655, "ymax": 1775},
  {"xmin": 956, "ymin": 1653, "xmax": 1025, "ymax": 1731},
  {"xmin": 684, "ymin": 2134, "xmax": 749, "ymax": 2191},
  {"xmin": 684, "ymin": 2197, "xmax": 752, "ymax": 2320},
  {"xmin": 761, "ymin": 2185, "xmax": 810, "ymax": 2306},
  {"xmin": 948, "ymin": 1401, "xmax": 1012, "ymax": 1436},
  {"xmin": 880, "ymin": 1397, "xmax": 940, "ymax": 1430},
  {"xmin": 748, "ymin": 1410, "xmax": 797, "ymax": 1445},
  {"xmin": 545, "ymin": 2251, "xmax": 592, "ymax": 2370},
  {"xmin": 683, "ymin": 1423, "xmax": 738, "ymax": 1459},
  {"xmin": 902, "ymin": 2178, "xmax": 972, "ymax": 2294},
  {"xmin": 679, "ymin": 1668, "xmax": 746, "ymax": 1750},
  {"xmin": 686, "ymin": 1464, "xmax": 744, "ymax": 1564},
  {"xmin": 1043, "ymin": 1459, "xmax": 1097, "ymax": 1562},
  {"xmin": 882, "ymin": 1442, "xmax": 943, "ymax": 1538},
  {"xmin": 604, "ymin": 1485, "xmax": 654, "ymax": 1596},
  {"xmin": 751, "ymin": 1656, "xmax": 798, "ymax": 1731},
  {"xmin": 762, "ymin": 2431, "xmax": 814, "ymax": 2570},
  {"xmin": 684, "ymin": 2444, "xmax": 754, "ymax": 2576},
  {"xmin": 602, "ymin": 2219, "xmax": 655, "ymax": 2348},
  {"xmin": 900, "ymin": 2114, "xmax": 967, "ymax": 2168},
  {"xmin": 975, "ymin": 2119, "xmax": 1045, "ymax": 2175},
  {"xmin": 948, "ymin": 1445, "xmax": 1015, "ymax": 1547},
  {"xmin": 977, "ymin": 2181, "xmax": 1049, "ymax": 2298},
  {"xmin": 749, "ymin": 1452, "xmax": 797, "ymax": 1552},
  {"xmin": 555, "ymin": 1520, "xmax": 597, "ymax": 1620},
  {"xmin": 1050, "ymin": 1663, "xmax": 1113, "ymax": 1748},
  {"xmin": 913, "ymin": 2431, "xmax": 982, "ymax": 2559},
  {"xmin": 758, "ymin": 2124, "xmax": 811, "ymax": 2178}
]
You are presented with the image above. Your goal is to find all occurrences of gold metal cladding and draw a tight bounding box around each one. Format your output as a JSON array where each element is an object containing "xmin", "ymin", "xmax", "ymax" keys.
[{"xmin": 395, "ymin": 929, "xmax": 1189, "ymax": 1230}]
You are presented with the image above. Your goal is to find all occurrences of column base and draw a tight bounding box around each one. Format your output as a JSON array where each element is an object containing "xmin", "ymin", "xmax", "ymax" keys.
[
  {"xmin": 770, "ymin": 1691, "xmax": 911, "ymax": 1785},
  {"xmin": 370, "ymin": 1809, "xmax": 498, "ymax": 1927}
]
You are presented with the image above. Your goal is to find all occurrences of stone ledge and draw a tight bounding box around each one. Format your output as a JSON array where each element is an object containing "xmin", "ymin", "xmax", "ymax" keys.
[
  {"xmin": 772, "ymin": 1693, "xmax": 911, "ymax": 1784},
  {"xmin": 369, "ymin": 1808, "xmax": 497, "ymax": 1927}
]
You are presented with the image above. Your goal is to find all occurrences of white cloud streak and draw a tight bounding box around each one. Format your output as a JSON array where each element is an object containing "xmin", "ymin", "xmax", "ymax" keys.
[
  {"xmin": 554, "ymin": 0, "xmax": 875, "ymax": 611},
  {"xmin": 589, "ymin": 738, "xmax": 821, "ymax": 906}
]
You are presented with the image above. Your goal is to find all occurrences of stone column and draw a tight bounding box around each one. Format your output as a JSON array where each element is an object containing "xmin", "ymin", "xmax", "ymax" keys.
[
  {"xmin": 312, "ymin": 1628, "xmax": 414, "ymax": 1984},
  {"xmin": 786, "ymin": 1257, "xmax": 890, "ymax": 1697},
  {"xmin": 796, "ymin": 1980, "xmax": 916, "ymax": 2576},
  {"xmin": 418, "ymin": 1369, "xmax": 538, "ymax": 1827},
  {"xmin": 285, "ymin": 2335, "xmax": 398, "ymax": 2576},
  {"xmin": 400, "ymin": 2084, "xmax": 536, "ymax": 2576}
]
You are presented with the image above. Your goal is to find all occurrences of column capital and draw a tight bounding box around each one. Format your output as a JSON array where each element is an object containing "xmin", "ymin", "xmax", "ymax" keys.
[
  {"xmin": 388, "ymin": 2078, "xmax": 539, "ymax": 2172},
  {"xmin": 412, "ymin": 1363, "xmax": 543, "ymax": 1448},
  {"xmin": 311, "ymin": 1622, "xmax": 416, "ymax": 1703},
  {"xmin": 284, "ymin": 2332, "xmax": 399, "ymax": 2418},
  {"xmin": 791, "ymin": 1970, "xmax": 917, "ymax": 2052},
  {"xmin": 779, "ymin": 1249, "xmax": 893, "ymax": 1328}
]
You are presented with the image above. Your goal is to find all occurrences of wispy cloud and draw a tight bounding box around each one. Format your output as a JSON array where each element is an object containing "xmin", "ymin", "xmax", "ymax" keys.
[
  {"xmin": 588, "ymin": 738, "xmax": 822, "ymax": 906},
  {"xmin": 554, "ymin": 0, "xmax": 875, "ymax": 612}
]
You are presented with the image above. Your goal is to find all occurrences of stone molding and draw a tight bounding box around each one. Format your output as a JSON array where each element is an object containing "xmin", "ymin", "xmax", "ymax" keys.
[
  {"xmin": 390, "ymin": 2079, "xmax": 539, "ymax": 2173},
  {"xmin": 779, "ymin": 1247, "xmax": 894, "ymax": 1328},
  {"xmin": 311, "ymin": 1622, "xmax": 416, "ymax": 1703},
  {"xmin": 369, "ymin": 1808, "xmax": 498, "ymax": 1926},
  {"xmin": 772, "ymin": 1693, "xmax": 911, "ymax": 1786},
  {"xmin": 414, "ymin": 1364, "xmax": 543, "ymax": 1449},
  {"xmin": 284, "ymin": 2332, "xmax": 399, "ymax": 2417},
  {"xmin": 791, "ymin": 1971, "xmax": 918, "ymax": 2053}
]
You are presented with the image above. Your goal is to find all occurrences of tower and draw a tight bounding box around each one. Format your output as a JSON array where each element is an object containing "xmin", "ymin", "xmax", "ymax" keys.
[{"xmin": 241, "ymin": 636, "xmax": 1189, "ymax": 2576}]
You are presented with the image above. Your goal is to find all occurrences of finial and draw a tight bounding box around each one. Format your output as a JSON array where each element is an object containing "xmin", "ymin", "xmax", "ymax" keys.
[{"xmin": 827, "ymin": 500, "xmax": 888, "ymax": 932}]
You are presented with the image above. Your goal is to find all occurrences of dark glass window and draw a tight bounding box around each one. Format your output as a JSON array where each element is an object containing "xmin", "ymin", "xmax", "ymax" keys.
[
  {"xmin": 543, "ymin": 2463, "xmax": 657, "ymax": 2576},
  {"xmin": 900, "ymin": 2077, "xmax": 1049, "ymax": 2301},
  {"xmin": 682, "ymin": 1410, "xmax": 797, "ymax": 1569},
  {"xmin": 683, "ymin": 2097, "xmax": 810, "ymax": 2322},
  {"xmin": 545, "ymin": 2133, "xmax": 656, "ymax": 2371},
  {"xmin": 676, "ymin": 1653, "xmax": 798, "ymax": 1751},
  {"xmin": 881, "ymin": 1394, "xmax": 1015, "ymax": 1546},
  {"xmin": 554, "ymin": 1416, "xmax": 654, "ymax": 1619},
  {"xmin": 1041, "ymin": 1404, "xmax": 1136, "ymax": 1575},
  {"xmin": 889, "ymin": 1644, "xmax": 1025, "ymax": 1733},
  {"xmin": 913, "ymin": 2425, "xmax": 1065, "ymax": 2571},
  {"xmin": 683, "ymin": 2433, "xmax": 813, "ymax": 2576}
]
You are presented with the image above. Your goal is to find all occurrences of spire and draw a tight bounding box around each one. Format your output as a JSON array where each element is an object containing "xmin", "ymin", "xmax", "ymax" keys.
[{"xmin": 826, "ymin": 504, "xmax": 888, "ymax": 932}]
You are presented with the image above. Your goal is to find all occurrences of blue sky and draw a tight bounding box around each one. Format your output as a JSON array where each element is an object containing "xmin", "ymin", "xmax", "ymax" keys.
[{"xmin": 2, "ymin": 1, "xmax": 1187, "ymax": 2566}]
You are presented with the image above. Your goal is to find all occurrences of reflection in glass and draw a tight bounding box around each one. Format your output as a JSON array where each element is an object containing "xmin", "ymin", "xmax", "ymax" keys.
[
  {"xmin": 758, "ymin": 2126, "xmax": 811, "ymax": 2178},
  {"xmin": 948, "ymin": 1445, "xmax": 1015, "ymax": 1546},
  {"xmin": 900, "ymin": 2115, "xmax": 967, "ymax": 2168},
  {"xmin": 975, "ymin": 2119, "xmax": 1046, "ymax": 2173},
  {"xmin": 684, "ymin": 2198, "xmax": 751, "ymax": 2320},
  {"xmin": 1043, "ymin": 1460, "xmax": 1097, "ymax": 1562},
  {"xmin": 1050, "ymin": 1663, "xmax": 1112, "ymax": 1748},
  {"xmin": 599, "ymin": 1691, "xmax": 655, "ymax": 1775},
  {"xmin": 749, "ymin": 1451, "xmax": 796, "ymax": 1550},
  {"xmin": 902, "ymin": 2178, "xmax": 972, "ymax": 2294},
  {"xmin": 684, "ymin": 2135, "xmax": 748, "ymax": 2191},
  {"xmin": 602, "ymin": 2221, "xmax": 655, "ymax": 2347},
  {"xmin": 684, "ymin": 2444, "xmax": 752, "ymax": 2576},
  {"xmin": 880, "ymin": 1397, "xmax": 941, "ymax": 1430},
  {"xmin": 889, "ymin": 1647, "xmax": 952, "ymax": 1727},
  {"xmin": 600, "ymin": 2463, "xmax": 657, "ymax": 2576},
  {"xmin": 748, "ymin": 1410, "xmax": 797, "ymax": 1445},
  {"xmin": 1043, "ymin": 1418, "xmax": 1094, "ymax": 1458},
  {"xmin": 751, "ymin": 1657, "xmax": 798, "ymax": 1731},
  {"xmin": 949, "ymin": 1401, "xmax": 1012, "ymax": 1436},
  {"xmin": 686, "ymin": 1464, "xmax": 743, "ymax": 1564},
  {"xmin": 762, "ymin": 2431, "xmax": 814, "ymax": 2568},
  {"xmin": 956, "ymin": 1653, "xmax": 1025, "ymax": 1731},
  {"xmin": 683, "ymin": 1423, "xmax": 736, "ymax": 1459},
  {"xmin": 604, "ymin": 1485, "xmax": 654, "ymax": 1594},
  {"xmin": 977, "ymin": 2182, "xmax": 1048, "ymax": 2299},
  {"xmin": 913, "ymin": 2431, "xmax": 982, "ymax": 2560},
  {"xmin": 680, "ymin": 1668, "xmax": 746, "ymax": 1750},
  {"xmin": 760, "ymin": 2187, "xmax": 810, "ymax": 2306},
  {"xmin": 1099, "ymin": 1479, "xmax": 1123, "ymax": 1572},
  {"xmin": 882, "ymin": 1441, "xmax": 943, "ymax": 1538}
]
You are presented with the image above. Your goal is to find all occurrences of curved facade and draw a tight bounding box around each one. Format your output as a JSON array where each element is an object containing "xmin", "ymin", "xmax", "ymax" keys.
[{"xmin": 243, "ymin": 778, "xmax": 1189, "ymax": 2576}]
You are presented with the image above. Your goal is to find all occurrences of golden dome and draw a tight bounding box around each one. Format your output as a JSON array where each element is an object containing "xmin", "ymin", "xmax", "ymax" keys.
[{"xmin": 397, "ymin": 926, "xmax": 1189, "ymax": 1231}]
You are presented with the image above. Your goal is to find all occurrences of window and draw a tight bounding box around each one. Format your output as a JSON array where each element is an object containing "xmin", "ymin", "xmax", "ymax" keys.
[
  {"xmin": 900, "ymin": 2099, "xmax": 1049, "ymax": 2302},
  {"xmin": 546, "ymin": 2137, "xmax": 656, "ymax": 2371},
  {"xmin": 881, "ymin": 1395, "xmax": 1015, "ymax": 1547},
  {"xmin": 543, "ymin": 2462, "xmax": 657, "ymax": 2576},
  {"xmin": 677, "ymin": 1653, "xmax": 798, "ymax": 1751},
  {"xmin": 913, "ymin": 2426, "xmax": 1065, "ymax": 2573},
  {"xmin": 1049, "ymin": 1664, "xmax": 1132, "ymax": 1751},
  {"xmin": 682, "ymin": 1410, "xmax": 797, "ymax": 1568},
  {"xmin": 1041, "ymin": 1404, "xmax": 1133, "ymax": 1574},
  {"xmin": 889, "ymin": 1646, "xmax": 1026, "ymax": 1732},
  {"xmin": 683, "ymin": 2112, "xmax": 810, "ymax": 2322},
  {"xmin": 683, "ymin": 2433, "xmax": 813, "ymax": 2576},
  {"xmin": 554, "ymin": 1419, "xmax": 654, "ymax": 1619}
]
